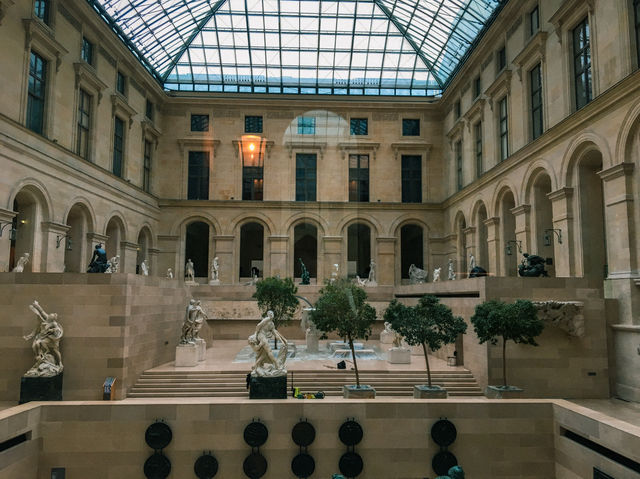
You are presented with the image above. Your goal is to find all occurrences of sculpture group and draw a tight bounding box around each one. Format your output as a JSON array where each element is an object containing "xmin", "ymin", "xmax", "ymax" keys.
[
  {"xmin": 248, "ymin": 310, "xmax": 288, "ymax": 377},
  {"xmin": 179, "ymin": 299, "xmax": 208, "ymax": 344},
  {"xmin": 23, "ymin": 301, "xmax": 63, "ymax": 377}
]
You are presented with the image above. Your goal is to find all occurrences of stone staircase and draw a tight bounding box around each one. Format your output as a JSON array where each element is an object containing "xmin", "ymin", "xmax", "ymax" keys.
[{"xmin": 128, "ymin": 369, "xmax": 483, "ymax": 398}]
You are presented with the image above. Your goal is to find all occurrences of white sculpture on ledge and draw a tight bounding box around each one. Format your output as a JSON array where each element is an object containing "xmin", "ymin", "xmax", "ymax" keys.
[
  {"xmin": 12, "ymin": 253, "xmax": 30, "ymax": 272},
  {"xmin": 105, "ymin": 255, "xmax": 120, "ymax": 274},
  {"xmin": 469, "ymin": 254, "xmax": 476, "ymax": 271},
  {"xmin": 366, "ymin": 260, "xmax": 377, "ymax": 286},
  {"xmin": 330, "ymin": 263, "xmax": 339, "ymax": 282},
  {"xmin": 185, "ymin": 258, "xmax": 196, "ymax": 285},
  {"xmin": 140, "ymin": 259, "xmax": 149, "ymax": 276},
  {"xmin": 248, "ymin": 310, "xmax": 288, "ymax": 377},
  {"xmin": 179, "ymin": 299, "xmax": 208, "ymax": 344},
  {"xmin": 23, "ymin": 301, "xmax": 63, "ymax": 377},
  {"xmin": 408, "ymin": 264, "xmax": 428, "ymax": 284},
  {"xmin": 448, "ymin": 258, "xmax": 456, "ymax": 281},
  {"xmin": 209, "ymin": 257, "xmax": 220, "ymax": 285},
  {"xmin": 433, "ymin": 267, "xmax": 441, "ymax": 282},
  {"xmin": 166, "ymin": 268, "xmax": 173, "ymax": 279}
]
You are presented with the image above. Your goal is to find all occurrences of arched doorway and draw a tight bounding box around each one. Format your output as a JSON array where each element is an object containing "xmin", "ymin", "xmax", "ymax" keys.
[
  {"xmin": 500, "ymin": 190, "xmax": 517, "ymax": 276},
  {"xmin": 185, "ymin": 222, "xmax": 209, "ymax": 278},
  {"xmin": 105, "ymin": 216, "xmax": 125, "ymax": 265},
  {"xmin": 401, "ymin": 224, "xmax": 423, "ymax": 280},
  {"xmin": 532, "ymin": 173, "xmax": 554, "ymax": 276},
  {"xmin": 475, "ymin": 203, "xmax": 489, "ymax": 271},
  {"xmin": 64, "ymin": 204, "xmax": 92, "ymax": 272},
  {"xmin": 137, "ymin": 227, "xmax": 152, "ymax": 274},
  {"xmin": 578, "ymin": 151, "xmax": 606, "ymax": 278},
  {"xmin": 294, "ymin": 223, "xmax": 317, "ymax": 279},
  {"xmin": 11, "ymin": 187, "xmax": 48, "ymax": 271},
  {"xmin": 347, "ymin": 223, "xmax": 371, "ymax": 278},
  {"xmin": 240, "ymin": 222, "xmax": 264, "ymax": 279}
]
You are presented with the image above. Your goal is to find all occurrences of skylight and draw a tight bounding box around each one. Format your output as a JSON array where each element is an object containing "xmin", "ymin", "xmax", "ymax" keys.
[{"xmin": 87, "ymin": 0, "xmax": 503, "ymax": 96}]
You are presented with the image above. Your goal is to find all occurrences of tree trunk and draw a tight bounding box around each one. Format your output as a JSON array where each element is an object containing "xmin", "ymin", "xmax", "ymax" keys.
[
  {"xmin": 348, "ymin": 335, "xmax": 360, "ymax": 387},
  {"xmin": 422, "ymin": 342, "xmax": 432, "ymax": 387},
  {"xmin": 502, "ymin": 336, "xmax": 507, "ymax": 387}
]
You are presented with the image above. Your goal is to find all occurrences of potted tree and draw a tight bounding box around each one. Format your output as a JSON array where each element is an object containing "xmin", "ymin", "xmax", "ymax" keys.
[
  {"xmin": 385, "ymin": 296, "xmax": 467, "ymax": 398},
  {"xmin": 253, "ymin": 276, "xmax": 299, "ymax": 349},
  {"xmin": 470, "ymin": 299, "xmax": 544, "ymax": 398},
  {"xmin": 311, "ymin": 278, "xmax": 377, "ymax": 398}
]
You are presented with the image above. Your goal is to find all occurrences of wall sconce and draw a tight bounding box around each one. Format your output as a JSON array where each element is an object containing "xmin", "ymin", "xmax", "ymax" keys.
[
  {"xmin": 56, "ymin": 234, "xmax": 72, "ymax": 251},
  {"xmin": 505, "ymin": 240, "xmax": 522, "ymax": 256},
  {"xmin": 238, "ymin": 135, "xmax": 266, "ymax": 168},
  {"xmin": 544, "ymin": 229, "xmax": 562, "ymax": 246}
]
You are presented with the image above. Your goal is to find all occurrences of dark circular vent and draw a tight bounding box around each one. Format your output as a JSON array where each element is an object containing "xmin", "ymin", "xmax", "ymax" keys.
[
  {"xmin": 291, "ymin": 452, "xmax": 315, "ymax": 478},
  {"xmin": 243, "ymin": 452, "xmax": 267, "ymax": 479},
  {"xmin": 339, "ymin": 451, "xmax": 363, "ymax": 477},
  {"xmin": 338, "ymin": 420, "xmax": 363, "ymax": 446},
  {"xmin": 292, "ymin": 421, "xmax": 316, "ymax": 447},
  {"xmin": 145, "ymin": 422, "xmax": 172, "ymax": 450},
  {"xmin": 194, "ymin": 453, "xmax": 218, "ymax": 479},
  {"xmin": 143, "ymin": 452, "xmax": 171, "ymax": 479},
  {"xmin": 244, "ymin": 421, "xmax": 268, "ymax": 448},
  {"xmin": 432, "ymin": 451, "xmax": 458, "ymax": 476},
  {"xmin": 431, "ymin": 419, "xmax": 457, "ymax": 447}
]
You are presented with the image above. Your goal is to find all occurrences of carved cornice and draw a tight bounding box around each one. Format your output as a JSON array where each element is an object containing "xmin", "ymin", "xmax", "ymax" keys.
[
  {"xmin": 510, "ymin": 204, "xmax": 531, "ymax": 216},
  {"xmin": 74, "ymin": 63, "xmax": 108, "ymax": 103},
  {"xmin": 484, "ymin": 216, "xmax": 500, "ymax": 227},
  {"xmin": 23, "ymin": 18, "xmax": 68, "ymax": 72},
  {"xmin": 87, "ymin": 232, "xmax": 109, "ymax": 242},
  {"xmin": 178, "ymin": 138, "xmax": 220, "ymax": 156},
  {"xmin": 232, "ymin": 139, "xmax": 274, "ymax": 160},
  {"xmin": 513, "ymin": 31, "xmax": 548, "ymax": 81},
  {"xmin": 41, "ymin": 221, "xmax": 70, "ymax": 234},
  {"xmin": 284, "ymin": 141, "xmax": 326, "ymax": 159},
  {"xmin": 141, "ymin": 119, "xmax": 162, "ymax": 140},
  {"xmin": 337, "ymin": 142, "xmax": 380, "ymax": 160},
  {"xmin": 390, "ymin": 142, "xmax": 432, "ymax": 161},
  {"xmin": 111, "ymin": 94, "xmax": 136, "ymax": 128},
  {"xmin": 446, "ymin": 120, "xmax": 465, "ymax": 142},
  {"xmin": 0, "ymin": 207, "xmax": 17, "ymax": 222},
  {"xmin": 120, "ymin": 241, "xmax": 139, "ymax": 250},
  {"xmin": 547, "ymin": 187, "xmax": 574, "ymax": 202},
  {"xmin": 463, "ymin": 97, "xmax": 486, "ymax": 131},
  {"xmin": 598, "ymin": 162, "xmax": 634, "ymax": 182},
  {"xmin": 484, "ymin": 69, "xmax": 512, "ymax": 110},
  {"xmin": 549, "ymin": 0, "xmax": 595, "ymax": 43}
]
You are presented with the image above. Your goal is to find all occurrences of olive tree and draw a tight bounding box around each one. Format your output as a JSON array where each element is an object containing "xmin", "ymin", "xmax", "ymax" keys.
[{"xmin": 253, "ymin": 276, "xmax": 299, "ymax": 348}]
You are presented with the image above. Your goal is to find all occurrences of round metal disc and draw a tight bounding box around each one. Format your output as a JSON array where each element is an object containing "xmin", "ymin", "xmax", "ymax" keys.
[
  {"xmin": 292, "ymin": 421, "xmax": 316, "ymax": 447},
  {"xmin": 339, "ymin": 451, "xmax": 363, "ymax": 477},
  {"xmin": 194, "ymin": 453, "xmax": 218, "ymax": 479},
  {"xmin": 291, "ymin": 452, "xmax": 315, "ymax": 478},
  {"xmin": 432, "ymin": 451, "xmax": 458, "ymax": 476},
  {"xmin": 431, "ymin": 419, "xmax": 457, "ymax": 447},
  {"xmin": 244, "ymin": 421, "xmax": 268, "ymax": 448},
  {"xmin": 145, "ymin": 422, "xmax": 172, "ymax": 450},
  {"xmin": 143, "ymin": 452, "xmax": 171, "ymax": 479},
  {"xmin": 243, "ymin": 452, "xmax": 267, "ymax": 479},
  {"xmin": 339, "ymin": 420, "xmax": 363, "ymax": 446}
]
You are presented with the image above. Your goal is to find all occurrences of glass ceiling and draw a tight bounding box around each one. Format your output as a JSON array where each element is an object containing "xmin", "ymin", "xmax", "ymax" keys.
[{"xmin": 88, "ymin": 0, "xmax": 504, "ymax": 96}]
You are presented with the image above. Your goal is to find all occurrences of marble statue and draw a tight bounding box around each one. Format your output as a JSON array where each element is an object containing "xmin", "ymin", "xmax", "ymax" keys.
[
  {"xmin": 244, "ymin": 273, "xmax": 259, "ymax": 286},
  {"xmin": 433, "ymin": 267, "xmax": 441, "ymax": 282},
  {"xmin": 179, "ymin": 299, "xmax": 208, "ymax": 344},
  {"xmin": 166, "ymin": 268, "xmax": 173, "ymax": 279},
  {"xmin": 185, "ymin": 258, "xmax": 195, "ymax": 283},
  {"xmin": 87, "ymin": 244, "xmax": 108, "ymax": 273},
  {"xmin": 12, "ymin": 252, "xmax": 30, "ymax": 272},
  {"xmin": 330, "ymin": 263, "xmax": 339, "ymax": 282},
  {"xmin": 518, "ymin": 253, "xmax": 548, "ymax": 277},
  {"xmin": 248, "ymin": 310, "xmax": 288, "ymax": 377},
  {"xmin": 23, "ymin": 300, "xmax": 63, "ymax": 377},
  {"xmin": 299, "ymin": 258, "xmax": 310, "ymax": 285},
  {"xmin": 211, "ymin": 257, "xmax": 219, "ymax": 281},
  {"xmin": 367, "ymin": 260, "xmax": 376, "ymax": 283},
  {"xmin": 355, "ymin": 275, "xmax": 367, "ymax": 287},
  {"xmin": 533, "ymin": 300, "xmax": 585, "ymax": 337},
  {"xmin": 140, "ymin": 259, "xmax": 149, "ymax": 276},
  {"xmin": 469, "ymin": 254, "xmax": 476, "ymax": 271},
  {"xmin": 380, "ymin": 322, "xmax": 395, "ymax": 344},
  {"xmin": 105, "ymin": 255, "xmax": 119, "ymax": 274},
  {"xmin": 447, "ymin": 258, "xmax": 456, "ymax": 280},
  {"xmin": 408, "ymin": 264, "xmax": 428, "ymax": 284}
]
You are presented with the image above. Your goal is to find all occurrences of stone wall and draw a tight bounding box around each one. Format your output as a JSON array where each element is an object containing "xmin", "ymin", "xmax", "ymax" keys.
[{"xmin": 0, "ymin": 273, "xmax": 188, "ymax": 401}]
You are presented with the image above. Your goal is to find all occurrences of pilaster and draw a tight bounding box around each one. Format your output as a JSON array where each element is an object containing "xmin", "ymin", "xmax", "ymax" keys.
[
  {"xmin": 212, "ymin": 235, "xmax": 234, "ymax": 284},
  {"xmin": 376, "ymin": 237, "xmax": 396, "ymax": 286},
  {"xmin": 322, "ymin": 236, "xmax": 343, "ymax": 282},
  {"xmin": 548, "ymin": 187, "xmax": 574, "ymax": 276},
  {"xmin": 41, "ymin": 222, "xmax": 71, "ymax": 272},
  {"xmin": 0, "ymin": 208, "xmax": 16, "ymax": 272},
  {"xmin": 120, "ymin": 241, "xmax": 139, "ymax": 275},
  {"xmin": 484, "ymin": 217, "xmax": 500, "ymax": 276},
  {"xmin": 510, "ymin": 204, "xmax": 531, "ymax": 253},
  {"xmin": 268, "ymin": 235, "xmax": 289, "ymax": 278}
]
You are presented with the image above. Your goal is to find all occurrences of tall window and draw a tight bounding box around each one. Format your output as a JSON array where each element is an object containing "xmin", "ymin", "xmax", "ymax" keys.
[
  {"xmin": 191, "ymin": 114, "xmax": 209, "ymax": 132},
  {"xmin": 34, "ymin": 0, "xmax": 50, "ymax": 24},
  {"xmin": 143, "ymin": 140, "xmax": 152, "ymax": 193},
  {"xmin": 573, "ymin": 18, "xmax": 592, "ymax": 110},
  {"xmin": 112, "ymin": 117, "xmax": 124, "ymax": 177},
  {"xmin": 76, "ymin": 89, "xmax": 91, "ymax": 159},
  {"xmin": 499, "ymin": 97, "xmax": 509, "ymax": 161},
  {"xmin": 401, "ymin": 155, "xmax": 421, "ymax": 203},
  {"xmin": 242, "ymin": 165, "xmax": 263, "ymax": 200},
  {"xmin": 295, "ymin": 153, "xmax": 316, "ymax": 201},
  {"xmin": 455, "ymin": 141, "xmax": 463, "ymax": 191},
  {"xmin": 145, "ymin": 100, "xmax": 154, "ymax": 121},
  {"xmin": 297, "ymin": 116, "xmax": 315, "ymax": 134},
  {"xmin": 188, "ymin": 151, "xmax": 209, "ymax": 200},
  {"xmin": 245, "ymin": 115, "xmax": 263, "ymax": 133},
  {"xmin": 497, "ymin": 46, "xmax": 506, "ymax": 72},
  {"xmin": 350, "ymin": 118, "xmax": 368, "ymax": 135},
  {"xmin": 349, "ymin": 154, "xmax": 369, "ymax": 202},
  {"xmin": 529, "ymin": 6, "xmax": 540, "ymax": 36},
  {"xmin": 530, "ymin": 64, "xmax": 543, "ymax": 140},
  {"xmin": 454, "ymin": 101, "xmax": 461, "ymax": 119},
  {"xmin": 81, "ymin": 37, "xmax": 94, "ymax": 65},
  {"xmin": 634, "ymin": 0, "xmax": 640, "ymax": 67},
  {"xmin": 474, "ymin": 122, "xmax": 483, "ymax": 178},
  {"xmin": 402, "ymin": 118, "xmax": 420, "ymax": 136},
  {"xmin": 473, "ymin": 76, "xmax": 481, "ymax": 98},
  {"xmin": 27, "ymin": 51, "xmax": 47, "ymax": 135},
  {"xmin": 116, "ymin": 71, "xmax": 126, "ymax": 95}
]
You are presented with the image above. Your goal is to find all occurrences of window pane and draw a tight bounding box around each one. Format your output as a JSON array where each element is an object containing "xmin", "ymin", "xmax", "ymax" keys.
[
  {"xmin": 401, "ymin": 155, "xmax": 421, "ymax": 203},
  {"xmin": 402, "ymin": 118, "xmax": 420, "ymax": 136},
  {"xmin": 573, "ymin": 18, "xmax": 592, "ymax": 110},
  {"xmin": 296, "ymin": 153, "xmax": 317, "ymax": 201},
  {"xmin": 188, "ymin": 151, "xmax": 209, "ymax": 200},
  {"xmin": 475, "ymin": 122, "xmax": 483, "ymax": 177},
  {"xmin": 143, "ymin": 140, "xmax": 152, "ymax": 193},
  {"xmin": 530, "ymin": 6, "xmax": 539, "ymax": 36},
  {"xmin": 298, "ymin": 116, "xmax": 315, "ymax": 134},
  {"xmin": 113, "ymin": 117, "xmax": 125, "ymax": 177},
  {"xmin": 635, "ymin": 0, "xmax": 640, "ymax": 67},
  {"xmin": 349, "ymin": 154, "xmax": 369, "ymax": 202},
  {"xmin": 116, "ymin": 71, "xmax": 126, "ymax": 95},
  {"xmin": 77, "ymin": 89, "xmax": 91, "ymax": 159},
  {"xmin": 191, "ymin": 114, "xmax": 209, "ymax": 132},
  {"xmin": 82, "ymin": 38, "xmax": 94, "ymax": 65},
  {"xmin": 350, "ymin": 118, "xmax": 368, "ymax": 135},
  {"xmin": 499, "ymin": 97, "xmax": 508, "ymax": 161},
  {"xmin": 245, "ymin": 115, "xmax": 263, "ymax": 133},
  {"xmin": 530, "ymin": 64, "xmax": 543, "ymax": 140},
  {"xmin": 27, "ymin": 51, "xmax": 46, "ymax": 135},
  {"xmin": 34, "ymin": 0, "xmax": 49, "ymax": 24}
]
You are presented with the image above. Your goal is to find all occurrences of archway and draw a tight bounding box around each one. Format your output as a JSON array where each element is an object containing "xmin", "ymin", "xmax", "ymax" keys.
[
  {"xmin": 10, "ymin": 187, "xmax": 48, "ymax": 271},
  {"xmin": 401, "ymin": 224, "xmax": 423, "ymax": 279},
  {"xmin": 64, "ymin": 204, "xmax": 92, "ymax": 272},
  {"xmin": 347, "ymin": 223, "xmax": 371, "ymax": 278},
  {"xmin": 578, "ymin": 151, "xmax": 606, "ymax": 278},
  {"xmin": 185, "ymin": 222, "xmax": 209, "ymax": 278},
  {"xmin": 294, "ymin": 223, "xmax": 317, "ymax": 279},
  {"xmin": 240, "ymin": 222, "xmax": 264, "ymax": 279},
  {"xmin": 532, "ymin": 173, "xmax": 554, "ymax": 276},
  {"xmin": 105, "ymin": 216, "xmax": 125, "ymax": 264},
  {"xmin": 137, "ymin": 227, "xmax": 152, "ymax": 274},
  {"xmin": 500, "ymin": 190, "xmax": 517, "ymax": 276},
  {"xmin": 475, "ymin": 203, "xmax": 489, "ymax": 271}
]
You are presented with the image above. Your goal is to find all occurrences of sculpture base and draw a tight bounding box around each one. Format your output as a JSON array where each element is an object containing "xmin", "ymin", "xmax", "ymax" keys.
[
  {"xmin": 184, "ymin": 280, "xmax": 198, "ymax": 286},
  {"xmin": 208, "ymin": 279, "xmax": 220, "ymax": 285},
  {"xmin": 306, "ymin": 331, "xmax": 319, "ymax": 353},
  {"xmin": 175, "ymin": 344, "xmax": 198, "ymax": 367},
  {"xmin": 20, "ymin": 372, "xmax": 63, "ymax": 404},
  {"xmin": 413, "ymin": 385, "xmax": 448, "ymax": 399},
  {"xmin": 195, "ymin": 338, "xmax": 206, "ymax": 361},
  {"xmin": 484, "ymin": 385, "xmax": 524, "ymax": 399},
  {"xmin": 379, "ymin": 331, "xmax": 394, "ymax": 344},
  {"xmin": 343, "ymin": 385, "xmax": 376, "ymax": 399},
  {"xmin": 249, "ymin": 375, "xmax": 287, "ymax": 399},
  {"xmin": 387, "ymin": 347, "xmax": 411, "ymax": 364}
]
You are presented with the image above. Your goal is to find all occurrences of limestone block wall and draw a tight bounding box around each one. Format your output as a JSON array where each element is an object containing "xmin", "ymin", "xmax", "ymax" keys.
[{"xmin": 0, "ymin": 273, "xmax": 188, "ymax": 401}]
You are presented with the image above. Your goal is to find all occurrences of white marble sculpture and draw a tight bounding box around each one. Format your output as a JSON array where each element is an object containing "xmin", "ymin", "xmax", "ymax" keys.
[
  {"xmin": 367, "ymin": 260, "xmax": 378, "ymax": 286},
  {"xmin": 433, "ymin": 267, "xmax": 441, "ymax": 282},
  {"xmin": 140, "ymin": 259, "xmax": 149, "ymax": 276},
  {"xmin": 408, "ymin": 264, "xmax": 428, "ymax": 284},
  {"xmin": 380, "ymin": 321, "xmax": 396, "ymax": 344},
  {"xmin": 355, "ymin": 275, "xmax": 367, "ymax": 287},
  {"xmin": 105, "ymin": 255, "xmax": 120, "ymax": 274},
  {"xmin": 12, "ymin": 253, "xmax": 30, "ymax": 272},
  {"xmin": 248, "ymin": 310, "xmax": 288, "ymax": 377},
  {"xmin": 300, "ymin": 307, "xmax": 319, "ymax": 353},
  {"xmin": 448, "ymin": 259, "xmax": 456, "ymax": 280},
  {"xmin": 469, "ymin": 254, "xmax": 476, "ymax": 271},
  {"xmin": 166, "ymin": 268, "xmax": 173, "ymax": 279},
  {"xmin": 23, "ymin": 300, "xmax": 63, "ymax": 377},
  {"xmin": 244, "ymin": 273, "xmax": 259, "ymax": 286},
  {"xmin": 209, "ymin": 257, "xmax": 220, "ymax": 285},
  {"xmin": 330, "ymin": 263, "xmax": 339, "ymax": 282},
  {"xmin": 179, "ymin": 299, "xmax": 208, "ymax": 344},
  {"xmin": 185, "ymin": 259, "xmax": 196, "ymax": 284}
]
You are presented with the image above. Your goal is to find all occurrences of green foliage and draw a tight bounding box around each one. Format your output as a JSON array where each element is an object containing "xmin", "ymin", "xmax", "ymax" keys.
[
  {"xmin": 252, "ymin": 276, "xmax": 299, "ymax": 330},
  {"xmin": 470, "ymin": 299, "xmax": 543, "ymax": 346}
]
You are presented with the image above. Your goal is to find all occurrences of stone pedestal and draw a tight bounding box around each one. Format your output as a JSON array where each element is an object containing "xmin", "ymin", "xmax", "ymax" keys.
[
  {"xmin": 343, "ymin": 385, "xmax": 376, "ymax": 399},
  {"xmin": 410, "ymin": 345, "xmax": 423, "ymax": 356},
  {"xmin": 19, "ymin": 373, "xmax": 63, "ymax": 403},
  {"xmin": 379, "ymin": 330, "xmax": 394, "ymax": 344},
  {"xmin": 306, "ymin": 329, "xmax": 319, "ymax": 353},
  {"xmin": 365, "ymin": 280, "xmax": 378, "ymax": 287},
  {"xmin": 175, "ymin": 344, "xmax": 198, "ymax": 367},
  {"xmin": 208, "ymin": 279, "xmax": 220, "ymax": 286},
  {"xmin": 387, "ymin": 347, "xmax": 411, "ymax": 364},
  {"xmin": 195, "ymin": 338, "xmax": 206, "ymax": 361},
  {"xmin": 484, "ymin": 385, "xmax": 524, "ymax": 399},
  {"xmin": 413, "ymin": 385, "xmax": 448, "ymax": 399},
  {"xmin": 249, "ymin": 375, "xmax": 287, "ymax": 399},
  {"xmin": 185, "ymin": 280, "xmax": 198, "ymax": 287}
]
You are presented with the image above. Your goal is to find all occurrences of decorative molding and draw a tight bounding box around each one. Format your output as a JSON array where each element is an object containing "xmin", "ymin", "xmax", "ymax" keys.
[
  {"xmin": 141, "ymin": 119, "xmax": 162, "ymax": 140},
  {"xmin": 446, "ymin": 120, "xmax": 465, "ymax": 143},
  {"xmin": 510, "ymin": 204, "xmax": 531, "ymax": 216},
  {"xmin": 41, "ymin": 221, "xmax": 70, "ymax": 234},
  {"xmin": 87, "ymin": 232, "xmax": 109, "ymax": 243},
  {"xmin": 57, "ymin": 4, "xmax": 81, "ymax": 31},
  {"xmin": 484, "ymin": 69, "xmax": 513, "ymax": 110},
  {"xmin": 337, "ymin": 141, "xmax": 380, "ymax": 160},
  {"xmin": 23, "ymin": 19, "xmax": 68, "ymax": 72},
  {"xmin": 463, "ymin": 97, "xmax": 486, "ymax": 131},
  {"xmin": 0, "ymin": 0, "xmax": 16, "ymax": 25},
  {"xmin": 0, "ymin": 207, "xmax": 17, "ymax": 222},
  {"xmin": 547, "ymin": 187, "xmax": 574, "ymax": 202},
  {"xmin": 598, "ymin": 162, "xmax": 634, "ymax": 182},
  {"xmin": 549, "ymin": 0, "xmax": 595, "ymax": 43},
  {"xmin": 284, "ymin": 141, "xmax": 326, "ymax": 159},
  {"xmin": 120, "ymin": 241, "xmax": 139, "ymax": 250},
  {"xmin": 484, "ymin": 216, "xmax": 500, "ymax": 227},
  {"xmin": 513, "ymin": 31, "xmax": 548, "ymax": 81},
  {"xmin": 390, "ymin": 141, "xmax": 432, "ymax": 161},
  {"xmin": 74, "ymin": 63, "xmax": 108, "ymax": 103},
  {"xmin": 177, "ymin": 138, "xmax": 220, "ymax": 156},
  {"xmin": 111, "ymin": 94, "xmax": 137, "ymax": 128},
  {"xmin": 533, "ymin": 301, "xmax": 584, "ymax": 337}
]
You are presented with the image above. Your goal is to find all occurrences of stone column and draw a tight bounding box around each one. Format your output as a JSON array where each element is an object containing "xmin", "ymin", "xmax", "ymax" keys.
[
  {"xmin": 322, "ymin": 236, "xmax": 343, "ymax": 282},
  {"xmin": 119, "ymin": 241, "xmax": 139, "ymax": 274},
  {"xmin": 268, "ymin": 235, "xmax": 288, "ymax": 278},
  {"xmin": 484, "ymin": 217, "xmax": 500, "ymax": 276},
  {"xmin": 41, "ymin": 222, "xmax": 71, "ymax": 272},
  {"xmin": 462, "ymin": 226, "xmax": 476, "ymax": 278},
  {"xmin": 376, "ymin": 237, "xmax": 396, "ymax": 286},
  {"xmin": 148, "ymin": 247, "xmax": 160, "ymax": 276},
  {"xmin": 0, "ymin": 208, "xmax": 16, "ymax": 272},
  {"xmin": 212, "ymin": 235, "xmax": 234, "ymax": 284},
  {"xmin": 510, "ymin": 204, "xmax": 531, "ymax": 253},
  {"xmin": 547, "ymin": 187, "xmax": 574, "ymax": 277}
]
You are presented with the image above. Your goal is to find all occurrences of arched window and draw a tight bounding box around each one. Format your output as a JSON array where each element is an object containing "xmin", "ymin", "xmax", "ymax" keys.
[
  {"xmin": 185, "ymin": 222, "xmax": 209, "ymax": 278},
  {"xmin": 347, "ymin": 223, "xmax": 371, "ymax": 278},
  {"xmin": 401, "ymin": 224, "xmax": 423, "ymax": 279},
  {"xmin": 240, "ymin": 222, "xmax": 264, "ymax": 278},
  {"xmin": 294, "ymin": 223, "xmax": 317, "ymax": 278}
]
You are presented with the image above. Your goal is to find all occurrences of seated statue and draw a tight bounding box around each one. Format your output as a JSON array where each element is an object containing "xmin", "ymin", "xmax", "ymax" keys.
[
  {"xmin": 87, "ymin": 244, "xmax": 108, "ymax": 273},
  {"xmin": 12, "ymin": 252, "xmax": 30, "ymax": 272},
  {"xmin": 433, "ymin": 267, "xmax": 441, "ymax": 282},
  {"xmin": 299, "ymin": 258, "xmax": 310, "ymax": 285},
  {"xmin": 105, "ymin": 255, "xmax": 120, "ymax": 274},
  {"xmin": 518, "ymin": 253, "xmax": 548, "ymax": 277},
  {"xmin": 408, "ymin": 264, "xmax": 428, "ymax": 284},
  {"xmin": 469, "ymin": 266, "xmax": 488, "ymax": 278},
  {"xmin": 248, "ymin": 311, "xmax": 288, "ymax": 377},
  {"xmin": 23, "ymin": 300, "xmax": 63, "ymax": 377}
]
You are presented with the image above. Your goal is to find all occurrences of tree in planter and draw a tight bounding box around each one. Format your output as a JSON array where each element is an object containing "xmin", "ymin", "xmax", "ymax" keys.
[
  {"xmin": 252, "ymin": 276, "xmax": 299, "ymax": 349},
  {"xmin": 384, "ymin": 296, "xmax": 467, "ymax": 388},
  {"xmin": 310, "ymin": 278, "xmax": 377, "ymax": 387},
  {"xmin": 470, "ymin": 299, "xmax": 544, "ymax": 387}
]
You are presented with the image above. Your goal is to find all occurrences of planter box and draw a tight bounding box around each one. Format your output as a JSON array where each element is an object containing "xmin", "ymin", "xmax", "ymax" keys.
[
  {"xmin": 413, "ymin": 385, "xmax": 448, "ymax": 399},
  {"xmin": 343, "ymin": 385, "xmax": 376, "ymax": 399},
  {"xmin": 484, "ymin": 385, "xmax": 524, "ymax": 399}
]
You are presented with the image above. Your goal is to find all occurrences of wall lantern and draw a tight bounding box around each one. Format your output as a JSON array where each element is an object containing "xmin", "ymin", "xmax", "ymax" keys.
[
  {"xmin": 239, "ymin": 135, "xmax": 267, "ymax": 168},
  {"xmin": 543, "ymin": 229, "xmax": 562, "ymax": 246},
  {"xmin": 56, "ymin": 234, "xmax": 72, "ymax": 251},
  {"xmin": 505, "ymin": 240, "xmax": 522, "ymax": 256}
]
